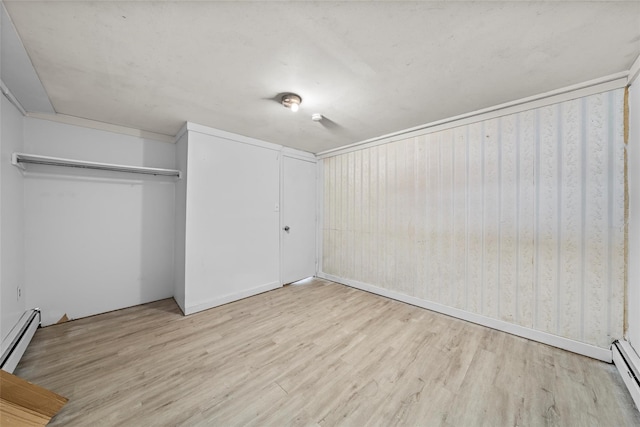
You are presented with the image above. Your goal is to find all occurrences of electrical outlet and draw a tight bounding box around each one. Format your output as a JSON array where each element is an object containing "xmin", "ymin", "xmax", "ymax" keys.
[{"xmin": 17, "ymin": 286, "xmax": 22, "ymax": 301}]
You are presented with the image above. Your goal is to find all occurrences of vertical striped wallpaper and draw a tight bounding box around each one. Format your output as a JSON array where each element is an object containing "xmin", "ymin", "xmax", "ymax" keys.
[{"xmin": 321, "ymin": 89, "xmax": 625, "ymax": 349}]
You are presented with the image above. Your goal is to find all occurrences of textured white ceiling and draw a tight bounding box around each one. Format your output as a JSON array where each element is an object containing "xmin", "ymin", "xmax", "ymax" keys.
[{"xmin": 3, "ymin": 1, "xmax": 640, "ymax": 153}]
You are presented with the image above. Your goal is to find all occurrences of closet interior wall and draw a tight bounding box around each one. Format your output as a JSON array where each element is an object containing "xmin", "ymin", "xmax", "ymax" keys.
[{"xmin": 22, "ymin": 117, "xmax": 176, "ymax": 326}]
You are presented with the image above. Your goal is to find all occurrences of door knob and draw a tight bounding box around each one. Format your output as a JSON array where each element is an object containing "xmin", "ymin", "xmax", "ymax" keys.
[{"xmin": 283, "ymin": 226, "xmax": 290, "ymax": 231}]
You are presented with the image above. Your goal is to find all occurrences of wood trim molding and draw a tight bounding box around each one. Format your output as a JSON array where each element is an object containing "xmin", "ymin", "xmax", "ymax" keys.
[
  {"xmin": 26, "ymin": 112, "xmax": 175, "ymax": 143},
  {"xmin": 186, "ymin": 122, "xmax": 282, "ymax": 152},
  {"xmin": 628, "ymin": 55, "xmax": 640, "ymax": 86},
  {"xmin": 317, "ymin": 73, "xmax": 628, "ymax": 159},
  {"xmin": 281, "ymin": 147, "xmax": 317, "ymax": 162}
]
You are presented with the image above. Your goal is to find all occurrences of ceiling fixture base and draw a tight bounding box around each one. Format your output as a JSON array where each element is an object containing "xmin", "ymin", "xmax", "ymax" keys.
[{"xmin": 281, "ymin": 93, "xmax": 302, "ymax": 112}]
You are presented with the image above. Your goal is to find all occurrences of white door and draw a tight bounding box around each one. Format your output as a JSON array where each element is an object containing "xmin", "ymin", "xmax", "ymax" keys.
[{"xmin": 281, "ymin": 156, "xmax": 317, "ymax": 284}]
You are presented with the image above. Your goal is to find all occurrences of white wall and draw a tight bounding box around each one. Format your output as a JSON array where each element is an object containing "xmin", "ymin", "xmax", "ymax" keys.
[
  {"xmin": 628, "ymin": 80, "xmax": 640, "ymax": 355},
  {"xmin": 0, "ymin": 94, "xmax": 26, "ymax": 350},
  {"xmin": 22, "ymin": 117, "xmax": 176, "ymax": 326},
  {"xmin": 321, "ymin": 89, "xmax": 625, "ymax": 353},
  {"xmin": 173, "ymin": 131, "xmax": 187, "ymax": 313},
  {"xmin": 182, "ymin": 127, "xmax": 281, "ymax": 314}
]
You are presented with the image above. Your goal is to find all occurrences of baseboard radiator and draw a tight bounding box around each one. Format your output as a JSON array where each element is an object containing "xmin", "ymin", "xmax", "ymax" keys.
[
  {"xmin": 0, "ymin": 309, "xmax": 41, "ymax": 373},
  {"xmin": 613, "ymin": 340, "xmax": 640, "ymax": 411}
]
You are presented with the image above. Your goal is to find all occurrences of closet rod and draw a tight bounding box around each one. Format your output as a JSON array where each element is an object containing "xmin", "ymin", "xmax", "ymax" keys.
[{"xmin": 12, "ymin": 153, "xmax": 181, "ymax": 178}]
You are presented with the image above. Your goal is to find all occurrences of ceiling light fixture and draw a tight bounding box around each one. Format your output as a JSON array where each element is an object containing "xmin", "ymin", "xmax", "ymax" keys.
[{"xmin": 281, "ymin": 93, "xmax": 302, "ymax": 112}]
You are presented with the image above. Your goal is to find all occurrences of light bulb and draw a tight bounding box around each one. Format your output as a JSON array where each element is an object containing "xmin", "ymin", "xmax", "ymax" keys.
[{"xmin": 281, "ymin": 93, "xmax": 302, "ymax": 112}]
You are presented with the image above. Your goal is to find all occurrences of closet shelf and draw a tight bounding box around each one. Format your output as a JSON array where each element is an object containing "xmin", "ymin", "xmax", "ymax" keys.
[{"xmin": 11, "ymin": 153, "xmax": 182, "ymax": 178}]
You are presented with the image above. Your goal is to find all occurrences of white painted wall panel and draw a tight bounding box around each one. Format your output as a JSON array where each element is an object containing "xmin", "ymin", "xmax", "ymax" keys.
[
  {"xmin": 500, "ymin": 114, "xmax": 517, "ymax": 323},
  {"xmin": 467, "ymin": 123, "xmax": 483, "ymax": 315},
  {"xmin": 183, "ymin": 131, "xmax": 280, "ymax": 314},
  {"xmin": 173, "ymin": 132, "xmax": 188, "ymax": 313},
  {"xmin": 537, "ymin": 105, "xmax": 559, "ymax": 335},
  {"xmin": 518, "ymin": 110, "xmax": 536, "ymax": 329},
  {"xmin": 558, "ymin": 100, "xmax": 577, "ymax": 339},
  {"xmin": 322, "ymin": 89, "xmax": 625, "ymax": 349},
  {"xmin": 415, "ymin": 136, "xmax": 427, "ymax": 301},
  {"xmin": 484, "ymin": 120, "xmax": 500, "ymax": 320},
  {"xmin": 611, "ymin": 90, "xmax": 625, "ymax": 347},
  {"xmin": 453, "ymin": 127, "xmax": 467, "ymax": 311},
  {"xmin": 628, "ymin": 82, "xmax": 640, "ymax": 356},
  {"xmin": 0, "ymin": 95, "xmax": 26, "ymax": 350}
]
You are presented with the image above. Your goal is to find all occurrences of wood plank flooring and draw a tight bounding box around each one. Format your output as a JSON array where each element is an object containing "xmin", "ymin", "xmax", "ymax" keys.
[{"xmin": 14, "ymin": 279, "xmax": 640, "ymax": 426}]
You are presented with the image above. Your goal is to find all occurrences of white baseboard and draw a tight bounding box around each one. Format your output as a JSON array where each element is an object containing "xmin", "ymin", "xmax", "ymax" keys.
[
  {"xmin": 1, "ymin": 309, "xmax": 41, "ymax": 373},
  {"xmin": 613, "ymin": 341, "xmax": 640, "ymax": 411},
  {"xmin": 318, "ymin": 272, "xmax": 612, "ymax": 362},
  {"xmin": 184, "ymin": 281, "xmax": 282, "ymax": 315}
]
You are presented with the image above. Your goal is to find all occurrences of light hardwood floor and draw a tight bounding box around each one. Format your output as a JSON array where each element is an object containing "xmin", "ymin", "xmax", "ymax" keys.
[{"xmin": 15, "ymin": 279, "xmax": 640, "ymax": 426}]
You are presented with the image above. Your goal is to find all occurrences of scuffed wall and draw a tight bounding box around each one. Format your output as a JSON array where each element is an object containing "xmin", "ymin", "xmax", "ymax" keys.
[{"xmin": 322, "ymin": 89, "xmax": 625, "ymax": 349}]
